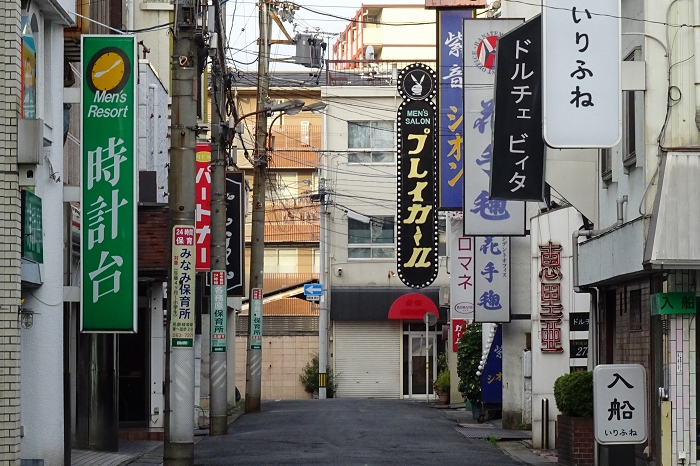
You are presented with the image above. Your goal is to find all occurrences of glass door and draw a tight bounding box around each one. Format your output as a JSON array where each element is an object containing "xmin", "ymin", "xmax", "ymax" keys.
[{"xmin": 406, "ymin": 332, "xmax": 436, "ymax": 399}]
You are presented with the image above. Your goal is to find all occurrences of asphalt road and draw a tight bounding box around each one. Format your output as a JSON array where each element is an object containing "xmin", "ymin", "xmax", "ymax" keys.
[{"xmin": 193, "ymin": 399, "xmax": 524, "ymax": 466}]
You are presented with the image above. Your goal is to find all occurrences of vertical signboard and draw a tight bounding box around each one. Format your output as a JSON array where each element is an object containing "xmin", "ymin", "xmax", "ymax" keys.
[
  {"xmin": 474, "ymin": 236, "xmax": 510, "ymax": 323},
  {"xmin": 543, "ymin": 0, "xmax": 621, "ymax": 148},
  {"xmin": 452, "ymin": 319, "xmax": 467, "ymax": 353},
  {"xmin": 539, "ymin": 241, "xmax": 564, "ymax": 353},
  {"xmin": 225, "ymin": 171, "xmax": 245, "ymax": 296},
  {"xmin": 195, "ymin": 144, "xmax": 211, "ymax": 271},
  {"xmin": 449, "ymin": 215, "xmax": 474, "ymax": 322},
  {"xmin": 396, "ymin": 64, "xmax": 439, "ymax": 288},
  {"xmin": 81, "ymin": 35, "xmax": 137, "ymax": 332},
  {"xmin": 210, "ymin": 270, "xmax": 227, "ymax": 353},
  {"xmin": 21, "ymin": 189, "xmax": 43, "ymax": 263},
  {"xmin": 171, "ymin": 226, "xmax": 196, "ymax": 347},
  {"xmin": 593, "ymin": 364, "xmax": 647, "ymax": 444},
  {"xmin": 462, "ymin": 19, "xmax": 525, "ymax": 236},
  {"xmin": 480, "ymin": 324, "xmax": 503, "ymax": 403},
  {"xmin": 21, "ymin": 14, "xmax": 36, "ymax": 119},
  {"xmin": 438, "ymin": 9, "xmax": 472, "ymax": 209},
  {"xmin": 249, "ymin": 288, "xmax": 263, "ymax": 350},
  {"xmin": 491, "ymin": 15, "xmax": 545, "ymax": 201}
]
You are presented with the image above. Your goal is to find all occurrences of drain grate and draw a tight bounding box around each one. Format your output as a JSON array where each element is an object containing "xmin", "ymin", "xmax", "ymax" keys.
[{"xmin": 455, "ymin": 426, "xmax": 532, "ymax": 440}]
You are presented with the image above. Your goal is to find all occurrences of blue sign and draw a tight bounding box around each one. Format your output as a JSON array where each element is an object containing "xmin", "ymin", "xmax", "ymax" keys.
[
  {"xmin": 303, "ymin": 283, "xmax": 323, "ymax": 296},
  {"xmin": 480, "ymin": 324, "xmax": 503, "ymax": 404}
]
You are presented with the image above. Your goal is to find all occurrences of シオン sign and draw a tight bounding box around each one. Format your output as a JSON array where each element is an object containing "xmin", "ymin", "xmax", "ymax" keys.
[
  {"xmin": 396, "ymin": 64, "xmax": 439, "ymax": 289},
  {"xmin": 80, "ymin": 35, "xmax": 138, "ymax": 332}
]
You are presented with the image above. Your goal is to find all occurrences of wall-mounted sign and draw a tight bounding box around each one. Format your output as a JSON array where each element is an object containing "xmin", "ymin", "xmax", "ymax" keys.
[
  {"xmin": 491, "ymin": 15, "xmax": 545, "ymax": 202},
  {"xmin": 171, "ymin": 226, "xmax": 196, "ymax": 347},
  {"xmin": 474, "ymin": 236, "xmax": 510, "ymax": 323},
  {"xmin": 462, "ymin": 19, "xmax": 526, "ymax": 236},
  {"xmin": 210, "ymin": 270, "xmax": 227, "ymax": 353},
  {"xmin": 226, "ymin": 171, "xmax": 245, "ymax": 296},
  {"xmin": 569, "ymin": 339, "xmax": 588, "ymax": 359},
  {"xmin": 452, "ymin": 318, "xmax": 467, "ymax": 353},
  {"xmin": 81, "ymin": 35, "xmax": 137, "ymax": 332},
  {"xmin": 396, "ymin": 64, "xmax": 439, "ymax": 289},
  {"xmin": 539, "ymin": 241, "xmax": 563, "ymax": 353},
  {"xmin": 21, "ymin": 189, "xmax": 43, "ymax": 263},
  {"xmin": 569, "ymin": 312, "xmax": 590, "ymax": 331},
  {"xmin": 543, "ymin": 0, "xmax": 621, "ymax": 148},
  {"xmin": 650, "ymin": 292, "xmax": 697, "ymax": 315},
  {"xmin": 195, "ymin": 143, "xmax": 211, "ymax": 271},
  {"xmin": 449, "ymin": 216, "xmax": 474, "ymax": 322}
]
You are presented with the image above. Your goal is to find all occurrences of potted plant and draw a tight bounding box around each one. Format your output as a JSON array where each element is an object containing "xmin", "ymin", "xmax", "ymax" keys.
[
  {"xmin": 299, "ymin": 354, "xmax": 336, "ymax": 398},
  {"xmin": 457, "ymin": 322, "xmax": 483, "ymax": 421},
  {"xmin": 434, "ymin": 369, "xmax": 450, "ymax": 405},
  {"xmin": 553, "ymin": 370, "xmax": 594, "ymax": 465}
]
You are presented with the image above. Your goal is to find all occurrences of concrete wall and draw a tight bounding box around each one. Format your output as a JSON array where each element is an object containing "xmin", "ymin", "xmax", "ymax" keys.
[
  {"xmin": 133, "ymin": 1, "xmax": 172, "ymax": 92},
  {"xmin": 138, "ymin": 61, "xmax": 169, "ymax": 203}
]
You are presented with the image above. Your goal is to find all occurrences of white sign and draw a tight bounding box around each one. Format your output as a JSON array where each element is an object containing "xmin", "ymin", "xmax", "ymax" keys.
[
  {"xmin": 543, "ymin": 0, "xmax": 621, "ymax": 148},
  {"xmin": 474, "ymin": 236, "xmax": 510, "ymax": 323},
  {"xmin": 593, "ymin": 364, "xmax": 647, "ymax": 445},
  {"xmin": 462, "ymin": 19, "xmax": 526, "ymax": 236},
  {"xmin": 449, "ymin": 217, "xmax": 474, "ymax": 321}
]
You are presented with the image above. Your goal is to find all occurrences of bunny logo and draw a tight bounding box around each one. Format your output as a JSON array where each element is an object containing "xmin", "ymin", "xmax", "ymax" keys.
[{"xmin": 397, "ymin": 64, "xmax": 436, "ymax": 101}]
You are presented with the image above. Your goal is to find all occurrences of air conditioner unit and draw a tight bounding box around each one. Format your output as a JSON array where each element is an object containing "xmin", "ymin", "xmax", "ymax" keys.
[
  {"xmin": 18, "ymin": 118, "xmax": 44, "ymax": 165},
  {"xmin": 439, "ymin": 286, "xmax": 450, "ymax": 307}
]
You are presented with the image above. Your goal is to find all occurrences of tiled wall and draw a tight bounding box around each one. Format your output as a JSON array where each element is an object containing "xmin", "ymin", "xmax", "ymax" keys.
[
  {"xmin": 235, "ymin": 335, "xmax": 320, "ymax": 400},
  {"xmin": 0, "ymin": 1, "xmax": 22, "ymax": 462},
  {"xmin": 668, "ymin": 315, "xmax": 696, "ymax": 464}
]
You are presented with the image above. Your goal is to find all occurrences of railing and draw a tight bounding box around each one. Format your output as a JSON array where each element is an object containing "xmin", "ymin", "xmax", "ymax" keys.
[{"xmin": 326, "ymin": 60, "xmax": 437, "ymax": 86}]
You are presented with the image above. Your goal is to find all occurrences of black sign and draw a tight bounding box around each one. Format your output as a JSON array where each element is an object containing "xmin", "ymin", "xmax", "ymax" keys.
[
  {"xmin": 570, "ymin": 312, "xmax": 590, "ymax": 332},
  {"xmin": 397, "ymin": 64, "xmax": 438, "ymax": 288},
  {"xmin": 226, "ymin": 171, "xmax": 245, "ymax": 296},
  {"xmin": 490, "ymin": 15, "xmax": 545, "ymax": 201},
  {"xmin": 570, "ymin": 339, "xmax": 589, "ymax": 359}
]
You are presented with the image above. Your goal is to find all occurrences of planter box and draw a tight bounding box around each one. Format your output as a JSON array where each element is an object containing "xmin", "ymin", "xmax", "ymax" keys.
[{"xmin": 557, "ymin": 414, "xmax": 594, "ymax": 466}]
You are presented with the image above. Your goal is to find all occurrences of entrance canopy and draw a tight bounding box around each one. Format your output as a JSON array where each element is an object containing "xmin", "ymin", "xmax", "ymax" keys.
[{"xmin": 388, "ymin": 293, "xmax": 438, "ymax": 321}]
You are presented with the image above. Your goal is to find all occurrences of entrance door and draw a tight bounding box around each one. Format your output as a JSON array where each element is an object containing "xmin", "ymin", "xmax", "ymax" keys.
[{"xmin": 405, "ymin": 332, "xmax": 436, "ymax": 399}]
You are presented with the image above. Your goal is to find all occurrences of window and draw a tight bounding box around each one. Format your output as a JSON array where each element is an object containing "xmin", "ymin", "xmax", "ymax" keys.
[
  {"xmin": 264, "ymin": 248, "xmax": 297, "ymax": 273},
  {"xmin": 267, "ymin": 172, "xmax": 297, "ymax": 198},
  {"xmin": 348, "ymin": 216, "xmax": 394, "ymax": 259},
  {"xmin": 348, "ymin": 121, "xmax": 395, "ymax": 164},
  {"xmin": 623, "ymin": 51, "xmax": 639, "ymax": 167},
  {"xmin": 601, "ymin": 148, "xmax": 612, "ymax": 181},
  {"xmin": 629, "ymin": 289, "xmax": 641, "ymax": 331},
  {"xmin": 300, "ymin": 121, "xmax": 310, "ymax": 146}
]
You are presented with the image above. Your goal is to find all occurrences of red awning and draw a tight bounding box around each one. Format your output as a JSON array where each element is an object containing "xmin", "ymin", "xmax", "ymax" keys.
[{"xmin": 387, "ymin": 293, "xmax": 438, "ymax": 321}]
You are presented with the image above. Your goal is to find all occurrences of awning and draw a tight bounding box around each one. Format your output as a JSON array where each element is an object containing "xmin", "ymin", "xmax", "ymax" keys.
[
  {"xmin": 388, "ymin": 293, "xmax": 438, "ymax": 321},
  {"xmin": 330, "ymin": 287, "xmax": 444, "ymax": 321},
  {"xmin": 645, "ymin": 152, "xmax": 700, "ymax": 268}
]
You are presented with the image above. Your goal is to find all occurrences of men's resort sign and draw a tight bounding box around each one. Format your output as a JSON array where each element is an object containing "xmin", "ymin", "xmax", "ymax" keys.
[
  {"xmin": 396, "ymin": 64, "xmax": 439, "ymax": 288},
  {"xmin": 81, "ymin": 35, "xmax": 137, "ymax": 332}
]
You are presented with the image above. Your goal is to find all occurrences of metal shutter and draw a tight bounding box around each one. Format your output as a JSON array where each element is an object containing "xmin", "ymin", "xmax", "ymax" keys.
[{"xmin": 334, "ymin": 321, "xmax": 400, "ymax": 399}]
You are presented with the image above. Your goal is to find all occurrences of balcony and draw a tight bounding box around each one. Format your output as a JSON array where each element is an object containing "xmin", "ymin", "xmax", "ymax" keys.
[
  {"xmin": 268, "ymin": 125, "xmax": 321, "ymax": 169},
  {"xmin": 243, "ymin": 196, "xmax": 320, "ymax": 244},
  {"xmin": 326, "ymin": 60, "xmax": 436, "ymax": 86}
]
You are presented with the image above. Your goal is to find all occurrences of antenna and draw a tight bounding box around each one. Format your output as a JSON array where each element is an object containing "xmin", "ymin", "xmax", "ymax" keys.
[{"xmin": 365, "ymin": 45, "xmax": 375, "ymax": 60}]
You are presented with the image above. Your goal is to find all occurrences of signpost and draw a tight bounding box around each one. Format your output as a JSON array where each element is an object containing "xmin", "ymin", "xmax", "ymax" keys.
[
  {"xmin": 304, "ymin": 283, "xmax": 322, "ymax": 302},
  {"xmin": 593, "ymin": 364, "xmax": 647, "ymax": 445}
]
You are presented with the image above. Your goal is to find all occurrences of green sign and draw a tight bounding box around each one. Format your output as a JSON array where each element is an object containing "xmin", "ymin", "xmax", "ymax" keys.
[
  {"xmin": 651, "ymin": 292, "xmax": 697, "ymax": 315},
  {"xmin": 21, "ymin": 189, "xmax": 43, "ymax": 263},
  {"xmin": 211, "ymin": 270, "xmax": 227, "ymax": 353},
  {"xmin": 81, "ymin": 35, "xmax": 137, "ymax": 332},
  {"xmin": 171, "ymin": 226, "xmax": 196, "ymax": 347},
  {"xmin": 249, "ymin": 288, "xmax": 263, "ymax": 350}
]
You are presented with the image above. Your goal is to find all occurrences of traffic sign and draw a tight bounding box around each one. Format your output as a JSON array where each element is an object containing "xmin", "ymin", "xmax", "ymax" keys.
[
  {"xmin": 303, "ymin": 283, "xmax": 322, "ymax": 297},
  {"xmin": 593, "ymin": 364, "xmax": 647, "ymax": 445}
]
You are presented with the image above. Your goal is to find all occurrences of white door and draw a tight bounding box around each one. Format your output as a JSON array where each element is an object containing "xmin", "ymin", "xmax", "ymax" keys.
[{"xmin": 406, "ymin": 332, "xmax": 436, "ymax": 400}]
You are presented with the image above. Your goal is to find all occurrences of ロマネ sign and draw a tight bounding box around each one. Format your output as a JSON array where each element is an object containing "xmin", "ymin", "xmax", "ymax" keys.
[
  {"xmin": 81, "ymin": 35, "xmax": 137, "ymax": 332},
  {"xmin": 543, "ymin": 0, "xmax": 621, "ymax": 148},
  {"xmin": 593, "ymin": 364, "xmax": 647, "ymax": 444},
  {"xmin": 21, "ymin": 189, "xmax": 43, "ymax": 263},
  {"xmin": 396, "ymin": 64, "xmax": 439, "ymax": 289},
  {"xmin": 650, "ymin": 292, "xmax": 697, "ymax": 315},
  {"xmin": 449, "ymin": 215, "xmax": 475, "ymax": 323},
  {"xmin": 491, "ymin": 15, "xmax": 545, "ymax": 202}
]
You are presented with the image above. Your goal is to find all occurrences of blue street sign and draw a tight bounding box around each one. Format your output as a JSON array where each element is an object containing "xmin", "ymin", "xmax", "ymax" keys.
[{"xmin": 303, "ymin": 283, "xmax": 322, "ymax": 296}]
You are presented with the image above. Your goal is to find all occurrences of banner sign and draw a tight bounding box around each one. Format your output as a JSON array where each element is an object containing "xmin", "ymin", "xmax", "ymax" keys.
[
  {"xmin": 21, "ymin": 189, "xmax": 43, "ymax": 263},
  {"xmin": 210, "ymin": 270, "xmax": 227, "ymax": 353},
  {"xmin": 249, "ymin": 288, "xmax": 263, "ymax": 350},
  {"xmin": 539, "ymin": 241, "xmax": 564, "ymax": 353},
  {"xmin": 438, "ymin": 9, "xmax": 473, "ymax": 209},
  {"xmin": 171, "ymin": 226, "xmax": 196, "ymax": 347},
  {"xmin": 396, "ymin": 64, "xmax": 439, "ymax": 289},
  {"xmin": 480, "ymin": 324, "xmax": 503, "ymax": 403},
  {"xmin": 462, "ymin": 19, "xmax": 526, "ymax": 236},
  {"xmin": 452, "ymin": 319, "xmax": 467, "ymax": 353},
  {"xmin": 543, "ymin": 0, "xmax": 621, "ymax": 148},
  {"xmin": 196, "ymin": 144, "xmax": 211, "ymax": 271},
  {"xmin": 81, "ymin": 35, "xmax": 137, "ymax": 332},
  {"xmin": 491, "ymin": 15, "xmax": 545, "ymax": 201},
  {"xmin": 226, "ymin": 171, "xmax": 245, "ymax": 296},
  {"xmin": 449, "ymin": 217, "xmax": 474, "ymax": 322},
  {"xmin": 474, "ymin": 236, "xmax": 510, "ymax": 323}
]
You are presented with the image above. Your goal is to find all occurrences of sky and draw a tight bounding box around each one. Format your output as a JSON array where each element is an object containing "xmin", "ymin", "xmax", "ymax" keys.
[{"xmin": 223, "ymin": 0, "xmax": 427, "ymax": 71}]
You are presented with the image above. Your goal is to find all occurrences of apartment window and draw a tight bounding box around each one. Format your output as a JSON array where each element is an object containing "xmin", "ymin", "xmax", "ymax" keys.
[
  {"xmin": 267, "ymin": 172, "xmax": 297, "ymax": 198},
  {"xmin": 629, "ymin": 289, "xmax": 642, "ymax": 331},
  {"xmin": 264, "ymin": 248, "xmax": 297, "ymax": 273},
  {"xmin": 623, "ymin": 51, "xmax": 639, "ymax": 167},
  {"xmin": 601, "ymin": 148, "xmax": 612, "ymax": 181},
  {"xmin": 348, "ymin": 121, "xmax": 395, "ymax": 164},
  {"xmin": 348, "ymin": 216, "xmax": 395, "ymax": 259},
  {"xmin": 300, "ymin": 121, "xmax": 310, "ymax": 146}
]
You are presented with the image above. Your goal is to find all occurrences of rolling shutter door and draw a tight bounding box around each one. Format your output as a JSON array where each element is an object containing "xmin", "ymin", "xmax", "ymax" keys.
[{"xmin": 334, "ymin": 321, "xmax": 400, "ymax": 399}]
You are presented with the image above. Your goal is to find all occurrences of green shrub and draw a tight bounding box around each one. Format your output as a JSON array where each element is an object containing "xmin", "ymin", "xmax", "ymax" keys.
[
  {"xmin": 457, "ymin": 322, "xmax": 482, "ymax": 404},
  {"xmin": 434, "ymin": 369, "xmax": 450, "ymax": 393},
  {"xmin": 553, "ymin": 370, "xmax": 593, "ymax": 418},
  {"xmin": 299, "ymin": 354, "xmax": 336, "ymax": 398}
]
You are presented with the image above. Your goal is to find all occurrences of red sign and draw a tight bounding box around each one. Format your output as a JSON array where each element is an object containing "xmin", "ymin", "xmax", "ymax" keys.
[
  {"xmin": 252, "ymin": 288, "xmax": 263, "ymax": 300},
  {"xmin": 195, "ymin": 143, "xmax": 211, "ymax": 270},
  {"xmin": 539, "ymin": 242, "xmax": 563, "ymax": 353},
  {"xmin": 212, "ymin": 271, "xmax": 225, "ymax": 286},
  {"xmin": 452, "ymin": 319, "xmax": 467, "ymax": 353}
]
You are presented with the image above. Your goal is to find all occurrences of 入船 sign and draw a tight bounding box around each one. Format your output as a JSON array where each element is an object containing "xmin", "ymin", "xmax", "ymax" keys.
[
  {"xmin": 593, "ymin": 364, "xmax": 647, "ymax": 444},
  {"xmin": 81, "ymin": 35, "xmax": 137, "ymax": 332},
  {"xmin": 650, "ymin": 292, "xmax": 697, "ymax": 315},
  {"xmin": 396, "ymin": 63, "xmax": 439, "ymax": 289}
]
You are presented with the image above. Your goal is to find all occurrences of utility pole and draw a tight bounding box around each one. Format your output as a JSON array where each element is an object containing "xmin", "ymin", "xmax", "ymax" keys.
[
  {"xmin": 209, "ymin": 0, "xmax": 228, "ymax": 436},
  {"xmin": 165, "ymin": 0, "xmax": 198, "ymax": 463},
  {"xmin": 245, "ymin": 0, "xmax": 272, "ymax": 414},
  {"xmin": 318, "ymin": 176, "xmax": 328, "ymax": 399}
]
